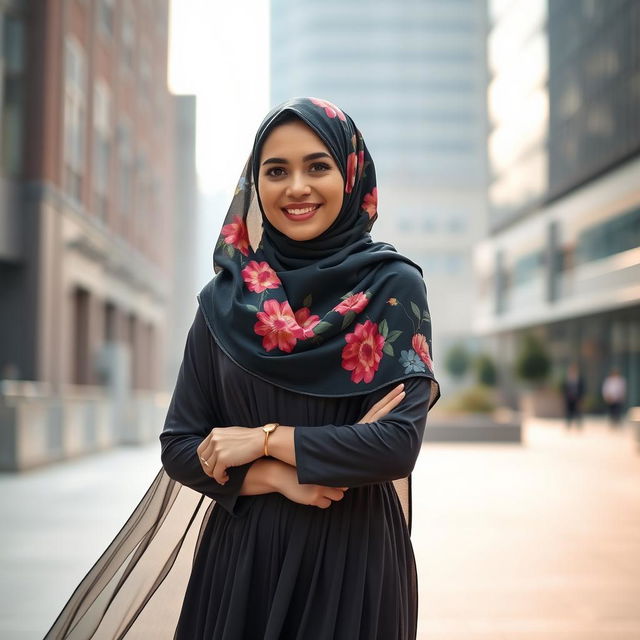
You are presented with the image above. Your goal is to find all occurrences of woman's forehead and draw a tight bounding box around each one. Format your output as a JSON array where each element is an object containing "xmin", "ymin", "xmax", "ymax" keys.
[{"xmin": 259, "ymin": 119, "xmax": 331, "ymax": 158}]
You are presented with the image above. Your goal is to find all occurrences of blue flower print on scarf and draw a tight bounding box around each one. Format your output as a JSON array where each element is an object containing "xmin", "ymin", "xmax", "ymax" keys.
[{"xmin": 399, "ymin": 349, "xmax": 427, "ymax": 374}]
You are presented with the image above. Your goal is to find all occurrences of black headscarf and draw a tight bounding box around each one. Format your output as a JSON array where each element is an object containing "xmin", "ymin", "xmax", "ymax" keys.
[{"xmin": 198, "ymin": 97, "xmax": 439, "ymax": 406}]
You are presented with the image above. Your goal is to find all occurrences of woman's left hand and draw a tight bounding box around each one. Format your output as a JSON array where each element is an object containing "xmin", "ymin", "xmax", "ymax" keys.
[{"xmin": 197, "ymin": 426, "xmax": 263, "ymax": 485}]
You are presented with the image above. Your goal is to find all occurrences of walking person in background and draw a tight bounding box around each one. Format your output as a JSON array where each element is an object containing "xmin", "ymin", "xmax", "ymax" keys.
[
  {"xmin": 46, "ymin": 97, "xmax": 440, "ymax": 639},
  {"xmin": 562, "ymin": 362, "xmax": 585, "ymax": 430},
  {"xmin": 602, "ymin": 367, "xmax": 627, "ymax": 427}
]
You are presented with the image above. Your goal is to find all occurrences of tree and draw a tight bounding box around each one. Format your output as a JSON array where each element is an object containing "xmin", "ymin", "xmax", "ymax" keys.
[
  {"xmin": 475, "ymin": 353, "xmax": 497, "ymax": 387},
  {"xmin": 515, "ymin": 333, "xmax": 551, "ymax": 385},
  {"xmin": 444, "ymin": 343, "xmax": 471, "ymax": 379}
]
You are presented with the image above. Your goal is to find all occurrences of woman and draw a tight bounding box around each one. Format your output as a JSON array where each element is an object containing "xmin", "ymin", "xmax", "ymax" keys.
[{"xmin": 46, "ymin": 97, "xmax": 440, "ymax": 639}]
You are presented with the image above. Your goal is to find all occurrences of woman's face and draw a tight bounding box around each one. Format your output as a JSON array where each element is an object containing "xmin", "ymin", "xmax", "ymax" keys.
[{"xmin": 257, "ymin": 119, "xmax": 344, "ymax": 242}]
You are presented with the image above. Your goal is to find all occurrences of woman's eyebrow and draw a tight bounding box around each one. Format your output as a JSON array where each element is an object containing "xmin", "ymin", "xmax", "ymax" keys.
[{"xmin": 262, "ymin": 152, "xmax": 332, "ymax": 166}]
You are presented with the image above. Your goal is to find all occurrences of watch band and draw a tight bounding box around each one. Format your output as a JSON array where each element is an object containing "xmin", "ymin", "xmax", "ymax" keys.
[{"xmin": 262, "ymin": 422, "xmax": 279, "ymax": 457}]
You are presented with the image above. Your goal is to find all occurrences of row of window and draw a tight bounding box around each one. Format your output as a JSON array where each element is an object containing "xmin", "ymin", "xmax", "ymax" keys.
[
  {"xmin": 412, "ymin": 251, "xmax": 468, "ymax": 276},
  {"xmin": 63, "ymin": 37, "xmax": 161, "ymax": 232},
  {"xmin": 496, "ymin": 205, "xmax": 640, "ymax": 293},
  {"xmin": 396, "ymin": 214, "xmax": 467, "ymax": 234},
  {"xmin": 575, "ymin": 206, "xmax": 640, "ymax": 265}
]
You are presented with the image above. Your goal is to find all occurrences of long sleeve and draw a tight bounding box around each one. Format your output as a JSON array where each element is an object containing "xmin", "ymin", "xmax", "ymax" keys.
[
  {"xmin": 293, "ymin": 376, "xmax": 431, "ymax": 487},
  {"xmin": 160, "ymin": 308, "xmax": 253, "ymax": 516}
]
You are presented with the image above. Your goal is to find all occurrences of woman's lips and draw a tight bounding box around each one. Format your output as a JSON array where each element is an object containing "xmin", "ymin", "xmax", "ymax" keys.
[{"xmin": 281, "ymin": 204, "xmax": 320, "ymax": 221}]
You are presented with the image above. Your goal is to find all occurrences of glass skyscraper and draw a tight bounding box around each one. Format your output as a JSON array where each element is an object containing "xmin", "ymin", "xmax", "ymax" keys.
[{"xmin": 270, "ymin": 0, "xmax": 489, "ymax": 359}]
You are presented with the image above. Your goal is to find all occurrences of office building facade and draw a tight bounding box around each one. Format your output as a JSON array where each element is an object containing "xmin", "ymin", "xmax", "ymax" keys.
[{"xmin": 476, "ymin": 0, "xmax": 640, "ymax": 408}]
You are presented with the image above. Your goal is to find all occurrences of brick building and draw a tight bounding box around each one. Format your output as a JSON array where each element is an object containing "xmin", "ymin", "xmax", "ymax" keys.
[{"xmin": 0, "ymin": 0, "xmax": 179, "ymax": 468}]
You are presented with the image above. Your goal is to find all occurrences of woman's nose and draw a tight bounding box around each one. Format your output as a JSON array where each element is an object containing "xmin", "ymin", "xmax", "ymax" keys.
[{"xmin": 286, "ymin": 172, "xmax": 311, "ymax": 197}]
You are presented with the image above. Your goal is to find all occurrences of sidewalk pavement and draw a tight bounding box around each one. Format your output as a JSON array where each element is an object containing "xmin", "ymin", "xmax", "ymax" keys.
[
  {"xmin": 0, "ymin": 417, "xmax": 638, "ymax": 639},
  {"xmin": 413, "ymin": 416, "xmax": 640, "ymax": 640}
]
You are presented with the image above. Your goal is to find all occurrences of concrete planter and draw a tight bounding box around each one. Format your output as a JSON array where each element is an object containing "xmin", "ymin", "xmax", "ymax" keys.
[
  {"xmin": 0, "ymin": 381, "xmax": 170, "ymax": 471},
  {"xmin": 519, "ymin": 387, "xmax": 563, "ymax": 419},
  {"xmin": 628, "ymin": 407, "xmax": 640, "ymax": 453},
  {"xmin": 424, "ymin": 408, "xmax": 522, "ymax": 443}
]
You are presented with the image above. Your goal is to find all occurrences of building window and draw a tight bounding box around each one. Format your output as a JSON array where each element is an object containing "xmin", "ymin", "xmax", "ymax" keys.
[
  {"xmin": 1, "ymin": 15, "xmax": 25, "ymax": 177},
  {"xmin": 138, "ymin": 40, "xmax": 152, "ymax": 107},
  {"xmin": 575, "ymin": 207, "xmax": 640, "ymax": 265},
  {"xmin": 121, "ymin": 1, "xmax": 135, "ymax": 71},
  {"xmin": 93, "ymin": 81, "xmax": 111, "ymax": 220},
  {"xmin": 64, "ymin": 37, "xmax": 86, "ymax": 202},
  {"xmin": 117, "ymin": 120, "xmax": 133, "ymax": 221},
  {"xmin": 97, "ymin": 0, "xmax": 115, "ymax": 38},
  {"xmin": 104, "ymin": 301, "xmax": 117, "ymax": 341},
  {"xmin": 512, "ymin": 249, "xmax": 544, "ymax": 286},
  {"xmin": 72, "ymin": 287, "xmax": 91, "ymax": 385},
  {"xmin": 134, "ymin": 155, "xmax": 147, "ymax": 243}
]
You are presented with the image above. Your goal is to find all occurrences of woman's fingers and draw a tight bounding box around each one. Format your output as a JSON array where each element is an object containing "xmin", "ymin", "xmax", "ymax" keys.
[
  {"xmin": 368, "ymin": 384, "xmax": 403, "ymax": 415},
  {"xmin": 358, "ymin": 383, "xmax": 405, "ymax": 423},
  {"xmin": 197, "ymin": 430, "xmax": 217, "ymax": 477},
  {"xmin": 370, "ymin": 390, "xmax": 406, "ymax": 421},
  {"xmin": 327, "ymin": 488, "xmax": 346, "ymax": 501},
  {"xmin": 211, "ymin": 460, "xmax": 229, "ymax": 485}
]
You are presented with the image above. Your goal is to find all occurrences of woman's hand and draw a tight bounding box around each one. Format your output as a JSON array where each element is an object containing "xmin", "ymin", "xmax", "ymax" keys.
[
  {"xmin": 357, "ymin": 383, "xmax": 405, "ymax": 424},
  {"xmin": 197, "ymin": 426, "xmax": 263, "ymax": 485},
  {"xmin": 271, "ymin": 461, "xmax": 348, "ymax": 509}
]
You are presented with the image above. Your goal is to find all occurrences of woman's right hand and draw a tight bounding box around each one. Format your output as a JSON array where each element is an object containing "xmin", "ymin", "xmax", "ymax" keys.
[
  {"xmin": 357, "ymin": 382, "xmax": 405, "ymax": 423},
  {"xmin": 270, "ymin": 461, "xmax": 348, "ymax": 509}
]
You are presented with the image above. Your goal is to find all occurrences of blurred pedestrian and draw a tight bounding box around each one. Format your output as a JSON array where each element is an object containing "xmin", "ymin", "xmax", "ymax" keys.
[
  {"xmin": 46, "ymin": 98, "xmax": 441, "ymax": 639},
  {"xmin": 562, "ymin": 362, "xmax": 584, "ymax": 430},
  {"xmin": 602, "ymin": 367, "xmax": 627, "ymax": 427}
]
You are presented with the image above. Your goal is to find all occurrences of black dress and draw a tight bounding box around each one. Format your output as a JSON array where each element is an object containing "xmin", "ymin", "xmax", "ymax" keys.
[{"xmin": 159, "ymin": 308, "xmax": 431, "ymax": 640}]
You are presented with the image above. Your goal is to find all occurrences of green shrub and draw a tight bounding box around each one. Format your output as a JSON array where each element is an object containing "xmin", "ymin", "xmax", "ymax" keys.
[
  {"xmin": 515, "ymin": 333, "xmax": 551, "ymax": 384},
  {"xmin": 475, "ymin": 353, "xmax": 497, "ymax": 387},
  {"xmin": 450, "ymin": 385, "xmax": 496, "ymax": 413},
  {"xmin": 445, "ymin": 343, "xmax": 471, "ymax": 379}
]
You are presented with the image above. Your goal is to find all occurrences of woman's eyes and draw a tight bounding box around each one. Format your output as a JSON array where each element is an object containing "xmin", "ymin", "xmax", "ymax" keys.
[
  {"xmin": 310, "ymin": 162, "xmax": 331, "ymax": 172},
  {"xmin": 265, "ymin": 162, "xmax": 331, "ymax": 178},
  {"xmin": 266, "ymin": 167, "xmax": 287, "ymax": 177}
]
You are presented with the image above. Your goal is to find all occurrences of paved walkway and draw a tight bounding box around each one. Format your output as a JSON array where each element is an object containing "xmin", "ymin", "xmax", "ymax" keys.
[
  {"xmin": 0, "ymin": 418, "xmax": 638, "ymax": 639},
  {"xmin": 413, "ymin": 417, "xmax": 640, "ymax": 640}
]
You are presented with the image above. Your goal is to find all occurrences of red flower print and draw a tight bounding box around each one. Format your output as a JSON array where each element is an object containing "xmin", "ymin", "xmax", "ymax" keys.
[
  {"xmin": 221, "ymin": 215, "xmax": 250, "ymax": 256},
  {"xmin": 241, "ymin": 261, "xmax": 281, "ymax": 293},
  {"xmin": 333, "ymin": 292, "xmax": 369, "ymax": 315},
  {"xmin": 254, "ymin": 300, "xmax": 301, "ymax": 353},
  {"xmin": 341, "ymin": 320, "xmax": 385, "ymax": 384},
  {"xmin": 309, "ymin": 97, "xmax": 346, "ymax": 122},
  {"xmin": 412, "ymin": 333, "xmax": 433, "ymax": 371},
  {"xmin": 357, "ymin": 150, "xmax": 365, "ymax": 179},
  {"xmin": 294, "ymin": 307, "xmax": 321, "ymax": 339},
  {"xmin": 362, "ymin": 188, "xmax": 378, "ymax": 219},
  {"xmin": 346, "ymin": 152, "xmax": 358, "ymax": 194}
]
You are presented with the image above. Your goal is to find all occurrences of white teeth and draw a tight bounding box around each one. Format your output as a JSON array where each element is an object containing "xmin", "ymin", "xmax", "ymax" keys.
[{"xmin": 285, "ymin": 205, "xmax": 318, "ymax": 215}]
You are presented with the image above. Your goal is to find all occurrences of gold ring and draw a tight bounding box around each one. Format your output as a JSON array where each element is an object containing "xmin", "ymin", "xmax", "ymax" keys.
[{"xmin": 200, "ymin": 457, "xmax": 210, "ymax": 467}]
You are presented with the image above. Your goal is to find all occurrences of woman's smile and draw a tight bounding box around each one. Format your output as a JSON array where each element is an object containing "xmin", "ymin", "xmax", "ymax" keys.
[{"xmin": 281, "ymin": 202, "xmax": 322, "ymax": 221}]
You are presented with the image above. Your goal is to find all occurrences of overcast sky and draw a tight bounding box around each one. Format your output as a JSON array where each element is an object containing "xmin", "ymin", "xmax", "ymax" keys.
[{"xmin": 168, "ymin": 0, "xmax": 271, "ymax": 198}]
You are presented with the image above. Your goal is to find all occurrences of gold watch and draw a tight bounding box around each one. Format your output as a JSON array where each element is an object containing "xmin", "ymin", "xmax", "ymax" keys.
[{"xmin": 262, "ymin": 422, "xmax": 279, "ymax": 457}]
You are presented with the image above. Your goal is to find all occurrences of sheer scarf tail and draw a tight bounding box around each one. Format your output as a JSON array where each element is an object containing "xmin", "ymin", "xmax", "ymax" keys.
[{"xmin": 44, "ymin": 470, "xmax": 412, "ymax": 639}]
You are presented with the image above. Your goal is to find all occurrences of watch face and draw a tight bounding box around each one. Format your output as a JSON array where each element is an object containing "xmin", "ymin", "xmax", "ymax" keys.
[{"xmin": 263, "ymin": 423, "xmax": 276, "ymax": 433}]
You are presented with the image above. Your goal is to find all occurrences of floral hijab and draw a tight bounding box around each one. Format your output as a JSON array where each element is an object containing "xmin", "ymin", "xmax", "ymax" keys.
[{"xmin": 198, "ymin": 97, "xmax": 439, "ymax": 407}]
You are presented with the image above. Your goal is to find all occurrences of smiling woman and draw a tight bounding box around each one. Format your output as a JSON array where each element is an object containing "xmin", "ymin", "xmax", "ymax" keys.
[
  {"xmin": 45, "ymin": 97, "xmax": 440, "ymax": 640},
  {"xmin": 258, "ymin": 119, "xmax": 345, "ymax": 241}
]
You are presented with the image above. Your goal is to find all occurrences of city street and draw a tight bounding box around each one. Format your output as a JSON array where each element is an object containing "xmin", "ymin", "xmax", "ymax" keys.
[{"xmin": 1, "ymin": 418, "xmax": 638, "ymax": 639}]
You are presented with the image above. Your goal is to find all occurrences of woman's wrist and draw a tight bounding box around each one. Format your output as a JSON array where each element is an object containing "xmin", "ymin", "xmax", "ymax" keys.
[
  {"xmin": 264, "ymin": 425, "xmax": 296, "ymax": 467},
  {"xmin": 238, "ymin": 458, "xmax": 281, "ymax": 496}
]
